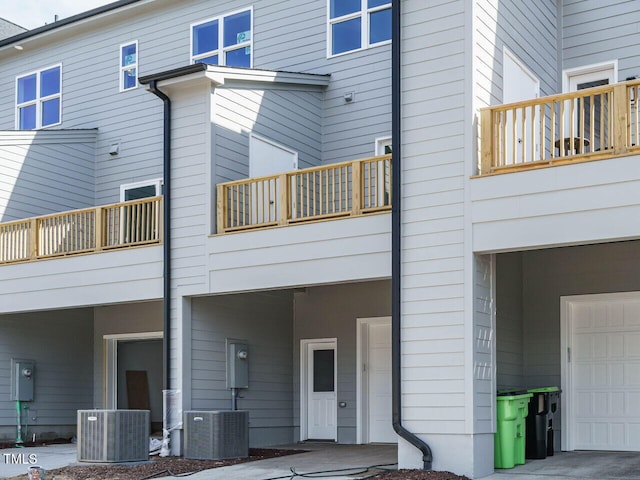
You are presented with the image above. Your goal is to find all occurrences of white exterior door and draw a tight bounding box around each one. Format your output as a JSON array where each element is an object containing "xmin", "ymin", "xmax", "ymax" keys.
[
  {"xmin": 367, "ymin": 321, "xmax": 395, "ymax": 443},
  {"xmin": 249, "ymin": 134, "xmax": 297, "ymax": 222},
  {"xmin": 562, "ymin": 293, "xmax": 640, "ymax": 451},
  {"xmin": 503, "ymin": 49, "xmax": 540, "ymax": 163},
  {"xmin": 306, "ymin": 342, "xmax": 337, "ymax": 440}
]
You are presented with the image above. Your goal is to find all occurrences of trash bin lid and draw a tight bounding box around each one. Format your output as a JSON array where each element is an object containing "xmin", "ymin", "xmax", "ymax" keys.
[
  {"xmin": 496, "ymin": 393, "xmax": 532, "ymax": 400},
  {"xmin": 497, "ymin": 389, "xmax": 528, "ymax": 396},
  {"xmin": 528, "ymin": 386, "xmax": 560, "ymax": 393}
]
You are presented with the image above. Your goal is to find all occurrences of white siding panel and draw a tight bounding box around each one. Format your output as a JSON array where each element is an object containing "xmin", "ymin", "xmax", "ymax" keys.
[
  {"xmin": 471, "ymin": 155, "xmax": 640, "ymax": 253},
  {"xmin": 208, "ymin": 214, "xmax": 391, "ymax": 293},
  {"xmin": 0, "ymin": 246, "xmax": 163, "ymax": 313}
]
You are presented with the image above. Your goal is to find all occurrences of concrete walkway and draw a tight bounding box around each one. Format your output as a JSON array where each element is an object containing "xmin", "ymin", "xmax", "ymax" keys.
[
  {"xmin": 0, "ymin": 444, "xmax": 77, "ymax": 478},
  {"xmin": 0, "ymin": 443, "xmax": 397, "ymax": 480},
  {"xmin": 3, "ymin": 443, "xmax": 640, "ymax": 480},
  {"xmin": 188, "ymin": 443, "xmax": 397, "ymax": 480},
  {"xmin": 482, "ymin": 451, "xmax": 640, "ymax": 480}
]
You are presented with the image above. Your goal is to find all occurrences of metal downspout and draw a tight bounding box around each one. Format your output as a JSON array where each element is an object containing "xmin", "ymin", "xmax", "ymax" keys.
[
  {"xmin": 391, "ymin": 0, "xmax": 434, "ymax": 470},
  {"xmin": 148, "ymin": 80, "xmax": 171, "ymax": 391}
]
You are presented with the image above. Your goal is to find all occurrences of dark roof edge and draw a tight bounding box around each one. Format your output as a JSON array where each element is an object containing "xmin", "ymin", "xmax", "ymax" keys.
[
  {"xmin": 0, "ymin": 0, "xmax": 142, "ymax": 48},
  {"xmin": 139, "ymin": 64, "xmax": 208, "ymax": 85}
]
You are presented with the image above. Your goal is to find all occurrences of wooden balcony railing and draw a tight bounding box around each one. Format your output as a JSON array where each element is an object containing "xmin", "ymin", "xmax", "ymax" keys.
[
  {"xmin": 216, "ymin": 154, "xmax": 392, "ymax": 233},
  {"xmin": 480, "ymin": 79, "xmax": 640, "ymax": 175},
  {"xmin": 0, "ymin": 196, "xmax": 163, "ymax": 264}
]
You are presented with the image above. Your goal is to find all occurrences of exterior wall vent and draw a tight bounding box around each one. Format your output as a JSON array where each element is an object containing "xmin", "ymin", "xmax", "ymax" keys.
[
  {"xmin": 183, "ymin": 410, "xmax": 249, "ymax": 460},
  {"xmin": 77, "ymin": 410, "xmax": 150, "ymax": 462}
]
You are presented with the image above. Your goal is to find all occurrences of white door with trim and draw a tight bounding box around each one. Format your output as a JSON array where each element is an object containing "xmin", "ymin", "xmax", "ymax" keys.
[
  {"xmin": 563, "ymin": 294, "xmax": 640, "ymax": 451},
  {"xmin": 503, "ymin": 49, "xmax": 540, "ymax": 163},
  {"xmin": 307, "ymin": 342, "xmax": 337, "ymax": 440},
  {"xmin": 249, "ymin": 134, "xmax": 298, "ymax": 222},
  {"xmin": 367, "ymin": 321, "xmax": 395, "ymax": 443}
]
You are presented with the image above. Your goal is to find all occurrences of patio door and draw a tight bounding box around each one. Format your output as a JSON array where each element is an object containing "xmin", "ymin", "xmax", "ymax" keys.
[
  {"xmin": 302, "ymin": 339, "xmax": 337, "ymax": 441},
  {"xmin": 565, "ymin": 63, "xmax": 616, "ymax": 153}
]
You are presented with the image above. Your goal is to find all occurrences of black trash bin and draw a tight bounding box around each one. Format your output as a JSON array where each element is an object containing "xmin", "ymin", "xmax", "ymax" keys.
[{"xmin": 525, "ymin": 387, "xmax": 561, "ymax": 459}]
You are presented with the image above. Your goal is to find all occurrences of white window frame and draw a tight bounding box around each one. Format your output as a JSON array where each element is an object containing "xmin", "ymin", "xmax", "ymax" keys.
[
  {"xmin": 327, "ymin": 0, "xmax": 391, "ymax": 58},
  {"xmin": 15, "ymin": 63, "xmax": 62, "ymax": 130},
  {"xmin": 120, "ymin": 178, "xmax": 163, "ymax": 202},
  {"xmin": 119, "ymin": 40, "xmax": 138, "ymax": 92},
  {"xmin": 375, "ymin": 136, "xmax": 391, "ymax": 155},
  {"xmin": 562, "ymin": 60, "xmax": 618, "ymax": 94},
  {"xmin": 190, "ymin": 7, "xmax": 253, "ymax": 67}
]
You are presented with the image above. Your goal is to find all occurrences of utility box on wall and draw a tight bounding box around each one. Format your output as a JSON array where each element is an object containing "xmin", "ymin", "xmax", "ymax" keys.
[
  {"xmin": 11, "ymin": 359, "xmax": 35, "ymax": 401},
  {"xmin": 226, "ymin": 339, "xmax": 249, "ymax": 389}
]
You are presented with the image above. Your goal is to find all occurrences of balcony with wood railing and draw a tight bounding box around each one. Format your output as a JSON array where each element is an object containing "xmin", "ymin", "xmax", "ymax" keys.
[
  {"xmin": 216, "ymin": 154, "xmax": 391, "ymax": 233},
  {"xmin": 480, "ymin": 79, "xmax": 640, "ymax": 175},
  {"xmin": 0, "ymin": 196, "xmax": 163, "ymax": 264}
]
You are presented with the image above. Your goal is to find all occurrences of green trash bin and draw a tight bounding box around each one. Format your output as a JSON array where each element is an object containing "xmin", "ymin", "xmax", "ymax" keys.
[{"xmin": 495, "ymin": 392, "xmax": 532, "ymax": 469}]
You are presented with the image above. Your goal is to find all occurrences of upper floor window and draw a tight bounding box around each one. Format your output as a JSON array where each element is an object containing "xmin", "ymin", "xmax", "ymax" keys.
[
  {"xmin": 16, "ymin": 64, "xmax": 62, "ymax": 130},
  {"xmin": 120, "ymin": 179, "xmax": 163, "ymax": 201},
  {"xmin": 328, "ymin": 0, "xmax": 391, "ymax": 57},
  {"xmin": 120, "ymin": 41, "xmax": 138, "ymax": 91},
  {"xmin": 191, "ymin": 8, "xmax": 252, "ymax": 68}
]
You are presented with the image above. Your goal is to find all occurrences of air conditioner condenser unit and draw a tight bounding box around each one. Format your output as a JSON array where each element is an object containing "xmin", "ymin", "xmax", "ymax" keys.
[
  {"xmin": 77, "ymin": 409, "xmax": 150, "ymax": 463},
  {"xmin": 183, "ymin": 410, "xmax": 249, "ymax": 460}
]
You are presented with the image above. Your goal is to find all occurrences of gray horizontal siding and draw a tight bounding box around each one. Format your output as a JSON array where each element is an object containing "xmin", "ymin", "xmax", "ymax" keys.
[
  {"xmin": 0, "ymin": 309, "xmax": 93, "ymax": 437},
  {"xmin": 562, "ymin": 0, "xmax": 640, "ymax": 79},
  {"xmin": 0, "ymin": 130, "xmax": 96, "ymax": 222},
  {"xmin": 475, "ymin": 0, "xmax": 558, "ymax": 110},
  {"xmin": 293, "ymin": 281, "xmax": 391, "ymax": 444},
  {"xmin": 0, "ymin": 0, "xmax": 392, "ymax": 207},
  {"xmin": 190, "ymin": 291, "xmax": 294, "ymax": 447},
  {"xmin": 213, "ymin": 85, "xmax": 323, "ymax": 185}
]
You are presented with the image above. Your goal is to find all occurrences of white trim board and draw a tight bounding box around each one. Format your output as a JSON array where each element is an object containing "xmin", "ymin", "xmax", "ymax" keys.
[{"xmin": 103, "ymin": 331, "xmax": 163, "ymax": 409}]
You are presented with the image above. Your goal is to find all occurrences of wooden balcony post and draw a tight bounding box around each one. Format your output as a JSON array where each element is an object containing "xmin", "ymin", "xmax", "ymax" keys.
[
  {"xmin": 614, "ymin": 83, "xmax": 630, "ymax": 155},
  {"xmin": 216, "ymin": 184, "xmax": 225, "ymax": 233},
  {"xmin": 351, "ymin": 160, "xmax": 362, "ymax": 215},
  {"xmin": 278, "ymin": 174, "xmax": 289, "ymax": 226},
  {"xmin": 29, "ymin": 218, "xmax": 38, "ymax": 260},
  {"xmin": 157, "ymin": 197, "xmax": 164, "ymax": 243},
  {"xmin": 95, "ymin": 207, "xmax": 103, "ymax": 251},
  {"xmin": 480, "ymin": 108, "xmax": 494, "ymax": 175}
]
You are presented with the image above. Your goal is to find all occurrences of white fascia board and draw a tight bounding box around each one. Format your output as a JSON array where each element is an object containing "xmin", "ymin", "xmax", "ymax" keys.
[{"xmin": 153, "ymin": 66, "xmax": 330, "ymax": 91}]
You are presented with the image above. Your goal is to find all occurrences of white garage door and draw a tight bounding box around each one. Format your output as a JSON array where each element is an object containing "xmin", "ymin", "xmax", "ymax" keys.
[{"xmin": 563, "ymin": 293, "xmax": 640, "ymax": 451}]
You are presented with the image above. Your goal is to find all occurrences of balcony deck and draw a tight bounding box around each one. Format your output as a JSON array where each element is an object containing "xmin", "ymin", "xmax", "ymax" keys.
[
  {"xmin": 0, "ymin": 196, "xmax": 163, "ymax": 264},
  {"xmin": 216, "ymin": 154, "xmax": 392, "ymax": 233},
  {"xmin": 479, "ymin": 79, "xmax": 640, "ymax": 175}
]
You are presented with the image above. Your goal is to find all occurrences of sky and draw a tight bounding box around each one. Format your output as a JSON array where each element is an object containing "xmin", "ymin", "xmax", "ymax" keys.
[{"xmin": 2, "ymin": 0, "xmax": 115, "ymax": 30}]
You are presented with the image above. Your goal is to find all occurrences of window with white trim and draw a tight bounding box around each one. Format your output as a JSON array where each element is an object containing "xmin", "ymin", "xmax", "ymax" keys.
[
  {"xmin": 16, "ymin": 64, "xmax": 62, "ymax": 129},
  {"xmin": 375, "ymin": 136, "xmax": 392, "ymax": 155},
  {"xmin": 328, "ymin": 0, "xmax": 391, "ymax": 57},
  {"xmin": 120, "ymin": 41, "xmax": 138, "ymax": 91},
  {"xmin": 191, "ymin": 8, "xmax": 252, "ymax": 67},
  {"xmin": 120, "ymin": 179, "xmax": 163, "ymax": 201}
]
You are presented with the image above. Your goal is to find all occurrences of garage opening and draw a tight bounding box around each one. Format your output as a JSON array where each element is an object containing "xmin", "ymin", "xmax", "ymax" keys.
[{"xmin": 494, "ymin": 240, "xmax": 640, "ymax": 453}]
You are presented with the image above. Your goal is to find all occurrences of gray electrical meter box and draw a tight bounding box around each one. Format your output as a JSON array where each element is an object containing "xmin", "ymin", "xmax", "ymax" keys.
[
  {"xmin": 226, "ymin": 340, "xmax": 249, "ymax": 389},
  {"xmin": 11, "ymin": 359, "xmax": 35, "ymax": 401}
]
